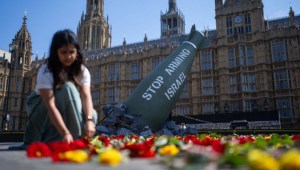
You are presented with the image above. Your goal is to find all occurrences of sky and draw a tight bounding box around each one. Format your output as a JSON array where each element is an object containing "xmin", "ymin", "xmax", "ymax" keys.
[{"xmin": 0, "ymin": 0, "xmax": 299, "ymax": 58}]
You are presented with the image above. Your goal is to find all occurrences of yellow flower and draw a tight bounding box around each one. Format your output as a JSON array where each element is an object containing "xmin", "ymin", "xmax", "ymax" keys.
[
  {"xmin": 159, "ymin": 145, "xmax": 179, "ymax": 157},
  {"xmin": 247, "ymin": 149, "xmax": 279, "ymax": 170},
  {"xmin": 264, "ymin": 136, "xmax": 271, "ymax": 141},
  {"xmin": 64, "ymin": 150, "xmax": 89, "ymax": 163},
  {"xmin": 99, "ymin": 148, "xmax": 123, "ymax": 166},
  {"xmin": 280, "ymin": 149, "xmax": 300, "ymax": 170}
]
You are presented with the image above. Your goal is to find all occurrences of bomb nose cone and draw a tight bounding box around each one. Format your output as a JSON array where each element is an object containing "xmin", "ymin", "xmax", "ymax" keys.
[{"xmin": 184, "ymin": 24, "xmax": 210, "ymax": 49}]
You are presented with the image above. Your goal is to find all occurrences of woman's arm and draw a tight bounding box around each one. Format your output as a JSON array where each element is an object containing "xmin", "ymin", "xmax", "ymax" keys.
[
  {"xmin": 39, "ymin": 89, "xmax": 73, "ymax": 143},
  {"xmin": 80, "ymin": 85, "xmax": 96, "ymax": 138}
]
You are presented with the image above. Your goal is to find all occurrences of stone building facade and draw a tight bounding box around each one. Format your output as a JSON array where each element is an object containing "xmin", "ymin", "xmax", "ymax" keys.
[{"xmin": 1, "ymin": 0, "xmax": 300, "ymax": 131}]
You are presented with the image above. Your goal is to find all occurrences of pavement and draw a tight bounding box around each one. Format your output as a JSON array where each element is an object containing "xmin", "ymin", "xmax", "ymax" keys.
[{"xmin": 0, "ymin": 143, "xmax": 168, "ymax": 170}]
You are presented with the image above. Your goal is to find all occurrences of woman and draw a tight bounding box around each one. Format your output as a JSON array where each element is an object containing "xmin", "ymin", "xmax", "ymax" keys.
[{"xmin": 23, "ymin": 29, "xmax": 97, "ymax": 145}]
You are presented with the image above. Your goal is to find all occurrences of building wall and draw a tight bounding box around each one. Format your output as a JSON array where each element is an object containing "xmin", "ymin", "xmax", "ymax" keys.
[{"xmin": 0, "ymin": 59, "xmax": 10, "ymax": 130}]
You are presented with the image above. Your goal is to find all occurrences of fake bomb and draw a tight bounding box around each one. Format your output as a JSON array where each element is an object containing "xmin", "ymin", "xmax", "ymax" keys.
[{"xmin": 125, "ymin": 25, "xmax": 211, "ymax": 131}]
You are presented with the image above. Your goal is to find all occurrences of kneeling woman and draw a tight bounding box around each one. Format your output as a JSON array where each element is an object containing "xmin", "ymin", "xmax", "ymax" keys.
[{"xmin": 24, "ymin": 29, "xmax": 97, "ymax": 144}]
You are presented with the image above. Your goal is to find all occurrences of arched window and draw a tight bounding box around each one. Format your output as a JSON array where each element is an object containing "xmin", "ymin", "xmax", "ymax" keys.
[
  {"xmin": 15, "ymin": 77, "xmax": 19, "ymax": 92},
  {"xmin": 93, "ymin": 0, "xmax": 98, "ymax": 12}
]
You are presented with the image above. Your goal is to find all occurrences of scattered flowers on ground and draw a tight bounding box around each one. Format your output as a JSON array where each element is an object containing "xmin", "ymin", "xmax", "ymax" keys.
[{"xmin": 25, "ymin": 133, "xmax": 300, "ymax": 169}]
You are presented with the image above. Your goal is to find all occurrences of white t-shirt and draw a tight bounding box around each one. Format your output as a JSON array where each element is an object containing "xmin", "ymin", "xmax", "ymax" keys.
[{"xmin": 34, "ymin": 64, "xmax": 91, "ymax": 94}]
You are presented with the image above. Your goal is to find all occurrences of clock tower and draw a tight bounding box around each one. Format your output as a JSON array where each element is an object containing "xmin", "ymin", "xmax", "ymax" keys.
[
  {"xmin": 213, "ymin": 0, "xmax": 266, "ymax": 113},
  {"xmin": 215, "ymin": 0, "xmax": 265, "ymax": 38}
]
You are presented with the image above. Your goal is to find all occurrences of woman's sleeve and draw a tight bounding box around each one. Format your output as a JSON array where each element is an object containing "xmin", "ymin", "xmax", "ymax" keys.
[
  {"xmin": 36, "ymin": 65, "xmax": 54, "ymax": 90},
  {"xmin": 81, "ymin": 66, "xmax": 91, "ymax": 86}
]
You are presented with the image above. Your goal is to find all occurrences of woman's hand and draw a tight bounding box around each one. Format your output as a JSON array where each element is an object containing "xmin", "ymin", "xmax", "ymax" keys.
[
  {"xmin": 62, "ymin": 133, "xmax": 74, "ymax": 143},
  {"xmin": 85, "ymin": 121, "xmax": 96, "ymax": 138}
]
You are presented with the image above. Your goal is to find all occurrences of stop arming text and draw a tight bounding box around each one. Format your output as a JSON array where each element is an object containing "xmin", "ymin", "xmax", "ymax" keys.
[{"xmin": 142, "ymin": 72, "xmax": 186, "ymax": 101}]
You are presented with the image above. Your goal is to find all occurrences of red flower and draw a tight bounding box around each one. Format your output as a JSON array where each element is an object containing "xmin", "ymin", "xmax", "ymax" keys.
[
  {"xmin": 98, "ymin": 136, "xmax": 110, "ymax": 147},
  {"xmin": 184, "ymin": 135, "xmax": 212, "ymax": 146},
  {"xmin": 199, "ymin": 136, "xmax": 212, "ymax": 146},
  {"xmin": 236, "ymin": 135, "xmax": 254, "ymax": 145},
  {"xmin": 184, "ymin": 135, "xmax": 202, "ymax": 145},
  {"xmin": 81, "ymin": 137, "xmax": 91, "ymax": 146},
  {"xmin": 140, "ymin": 149, "xmax": 156, "ymax": 158},
  {"xmin": 47, "ymin": 139, "xmax": 88, "ymax": 153},
  {"xmin": 122, "ymin": 140, "xmax": 155, "ymax": 158},
  {"xmin": 70, "ymin": 139, "xmax": 89, "ymax": 150},
  {"xmin": 211, "ymin": 139, "xmax": 226, "ymax": 154},
  {"xmin": 26, "ymin": 142, "xmax": 52, "ymax": 158},
  {"xmin": 111, "ymin": 135, "xmax": 125, "ymax": 140},
  {"xmin": 48, "ymin": 141, "xmax": 72, "ymax": 153},
  {"xmin": 292, "ymin": 134, "xmax": 300, "ymax": 141}
]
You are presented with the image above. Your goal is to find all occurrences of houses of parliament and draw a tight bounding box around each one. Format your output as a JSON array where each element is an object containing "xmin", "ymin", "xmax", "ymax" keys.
[{"xmin": 0, "ymin": 0, "xmax": 300, "ymax": 131}]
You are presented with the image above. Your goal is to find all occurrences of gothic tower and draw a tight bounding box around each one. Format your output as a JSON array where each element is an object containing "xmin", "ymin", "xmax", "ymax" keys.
[
  {"xmin": 77, "ymin": 0, "xmax": 111, "ymax": 51},
  {"xmin": 10, "ymin": 15, "xmax": 32, "ymax": 72},
  {"xmin": 160, "ymin": 0, "xmax": 185, "ymax": 38},
  {"xmin": 5, "ymin": 15, "xmax": 32, "ymax": 130},
  {"xmin": 215, "ymin": 0, "xmax": 265, "ymax": 38}
]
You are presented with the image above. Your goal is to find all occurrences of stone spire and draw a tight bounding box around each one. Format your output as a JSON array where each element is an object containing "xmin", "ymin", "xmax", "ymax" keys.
[
  {"xmin": 122, "ymin": 37, "xmax": 126, "ymax": 51},
  {"xmin": 11, "ymin": 14, "xmax": 32, "ymax": 70},
  {"xmin": 289, "ymin": 6, "xmax": 295, "ymax": 27},
  {"xmin": 86, "ymin": 0, "xmax": 104, "ymax": 19},
  {"xmin": 168, "ymin": 0, "xmax": 177, "ymax": 12},
  {"xmin": 14, "ymin": 15, "xmax": 32, "ymax": 47},
  {"xmin": 144, "ymin": 34, "xmax": 148, "ymax": 50}
]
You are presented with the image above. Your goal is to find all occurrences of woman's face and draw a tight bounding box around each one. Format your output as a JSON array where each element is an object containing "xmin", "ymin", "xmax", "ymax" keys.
[{"xmin": 57, "ymin": 44, "xmax": 77, "ymax": 67}]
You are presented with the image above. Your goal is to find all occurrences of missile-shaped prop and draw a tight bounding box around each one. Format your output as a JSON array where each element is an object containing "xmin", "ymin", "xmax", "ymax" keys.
[{"xmin": 125, "ymin": 25, "xmax": 211, "ymax": 131}]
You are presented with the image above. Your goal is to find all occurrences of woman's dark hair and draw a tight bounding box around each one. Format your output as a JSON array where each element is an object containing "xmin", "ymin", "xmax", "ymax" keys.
[{"xmin": 47, "ymin": 29, "xmax": 85, "ymax": 88}]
